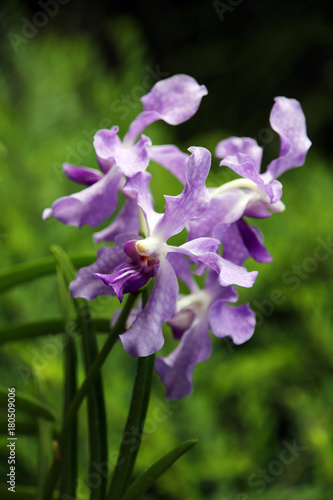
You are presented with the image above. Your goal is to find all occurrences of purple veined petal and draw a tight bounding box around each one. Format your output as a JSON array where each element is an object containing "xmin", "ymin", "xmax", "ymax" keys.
[
  {"xmin": 216, "ymin": 137, "xmax": 263, "ymax": 173},
  {"xmin": 187, "ymin": 189, "xmax": 255, "ymax": 241},
  {"xmin": 220, "ymin": 153, "xmax": 264, "ymax": 186},
  {"xmin": 221, "ymin": 222, "xmax": 250, "ymax": 266},
  {"xmin": 167, "ymin": 253, "xmax": 199, "ymax": 294},
  {"xmin": 123, "ymin": 171, "xmax": 162, "ymax": 234},
  {"xmin": 142, "ymin": 75, "xmax": 208, "ymax": 125},
  {"xmin": 266, "ymin": 97, "xmax": 312, "ymax": 179},
  {"xmin": 168, "ymin": 237, "xmax": 258, "ymax": 288},
  {"xmin": 209, "ymin": 302, "xmax": 256, "ymax": 345},
  {"xmin": 155, "ymin": 316, "xmax": 211, "ymax": 400},
  {"xmin": 94, "ymin": 127, "xmax": 151, "ymax": 178},
  {"xmin": 69, "ymin": 234, "xmax": 137, "ymax": 300},
  {"xmin": 236, "ymin": 219, "xmax": 273, "ymax": 263},
  {"xmin": 124, "ymin": 75, "xmax": 208, "ymax": 144},
  {"xmin": 93, "ymin": 198, "xmax": 140, "ymax": 243},
  {"xmin": 148, "ymin": 144, "xmax": 188, "ymax": 184},
  {"xmin": 244, "ymin": 201, "xmax": 273, "ymax": 219},
  {"xmin": 94, "ymin": 261, "xmax": 154, "ymax": 303},
  {"xmin": 119, "ymin": 256, "xmax": 179, "ymax": 357},
  {"xmin": 63, "ymin": 163, "xmax": 103, "ymax": 186},
  {"xmin": 93, "ymin": 126, "xmax": 121, "ymax": 160},
  {"xmin": 205, "ymin": 270, "xmax": 238, "ymax": 303},
  {"xmin": 47, "ymin": 165, "xmax": 123, "ymax": 228},
  {"xmin": 154, "ymin": 146, "xmax": 211, "ymax": 242}
]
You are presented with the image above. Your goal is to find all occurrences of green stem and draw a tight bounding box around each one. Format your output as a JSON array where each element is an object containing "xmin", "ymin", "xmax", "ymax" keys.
[
  {"xmin": 41, "ymin": 292, "xmax": 138, "ymax": 500},
  {"xmin": 107, "ymin": 288, "xmax": 155, "ymax": 500}
]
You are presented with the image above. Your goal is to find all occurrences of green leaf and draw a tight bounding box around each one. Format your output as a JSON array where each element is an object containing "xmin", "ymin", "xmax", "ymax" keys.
[
  {"xmin": 0, "ymin": 388, "xmax": 56, "ymax": 421},
  {"xmin": 0, "ymin": 317, "xmax": 111, "ymax": 344},
  {"xmin": 51, "ymin": 244, "xmax": 108, "ymax": 500},
  {"xmin": 121, "ymin": 439, "xmax": 199, "ymax": 500},
  {"xmin": 107, "ymin": 287, "xmax": 155, "ymax": 500},
  {"xmin": 0, "ymin": 253, "xmax": 96, "ymax": 294},
  {"xmin": 54, "ymin": 261, "xmax": 78, "ymax": 499},
  {"xmin": 41, "ymin": 291, "xmax": 139, "ymax": 500}
]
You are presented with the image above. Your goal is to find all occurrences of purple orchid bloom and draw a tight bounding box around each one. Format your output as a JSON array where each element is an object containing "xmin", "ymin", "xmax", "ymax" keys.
[
  {"xmin": 187, "ymin": 97, "xmax": 311, "ymax": 265},
  {"xmin": 43, "ymin": 74, "xmax": 207, "ymax": 230},
  {"xmin": 70, "ymin": 147, "xmax": 257, "ymax": 358},
  {"xmin": 155, "ymin": 262, "xmax": 256, "ymax": 399}
]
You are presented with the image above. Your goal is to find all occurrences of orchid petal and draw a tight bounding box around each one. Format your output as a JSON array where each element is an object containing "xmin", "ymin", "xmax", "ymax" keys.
[
  {"xmin": 216, "ymin": 137, "xmax": 263, "ymax": 173},
  {"xmin": 154, "ymin": 146, "xmax": 210, "ymax": 241},
  {"xmin": 155, "ymin": 317, "xmax": 211, "ymax": 400},
  {"xmin": 209, "ymin": 303, "xmax": 256, "ymax": 345},
  {"xmin": 267, "ymin": 97, "xmax": 312, "ymax": 179},
  {"xmin": 46, "ymin": 166, "xmax": 123, "ymax": 228},
  {"xmin": 120, "ymin": 257, "xmax": 178, "ymax": 357},
  {"xmin": 148, "ymin": 144, "xmax": 188, "ymax": 184},
  {"xmin": 63, "ymin": 163, "xmax": 103, "ymax": 186}
]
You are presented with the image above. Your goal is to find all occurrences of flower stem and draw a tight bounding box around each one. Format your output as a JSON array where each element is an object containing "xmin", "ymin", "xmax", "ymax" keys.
[{"xmin": 107, "ymin": 287, "xmax": 155, "ymax": 500}]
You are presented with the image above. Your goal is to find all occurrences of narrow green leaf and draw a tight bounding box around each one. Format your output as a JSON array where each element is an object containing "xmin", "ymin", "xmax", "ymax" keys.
[
  {"xmin": 35, "ymin": 381, "xmax": 54, "ymax": 500},
  {"xmin": 0, "ymin": 388, "xmax": 56, "ymax": 421},
  {"xmin": 107, "ymin": 288, "xmax": 154, "ymax": 500},
  {"xmin": 0, "ymin": 317, "xmax": 111, "ymax": 344},
  {"xmin": 0, "ymin": 252, "xmax": 96, "ymax": 294},
  {"xmin": 121, "ymin": 439, "xmax": 198, "ymax": 500},
  {"xmin": 41, "ymin": 292, "xmax": 139, "ymax": 500},
  {"xmin": 51, "ymin": 244, "xmax": 108, "ymax": 500},
  {"xmin": 54, "ymin": 262, "xmax": 78, "ymax": 499}
]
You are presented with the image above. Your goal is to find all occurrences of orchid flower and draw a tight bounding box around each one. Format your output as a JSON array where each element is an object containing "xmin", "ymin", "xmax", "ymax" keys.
[
  {"xmin": 70, "ymin": 147, "xmax": 257, "ymax": 357},
  {"xmin": 43, "ymin": 75, "xmax": 207, "ymax": 231}
]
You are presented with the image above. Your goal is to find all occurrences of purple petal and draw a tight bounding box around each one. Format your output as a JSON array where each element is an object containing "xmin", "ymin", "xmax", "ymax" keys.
[
  {"xmin": 123, "ymin": 172, "xmax": 162, "ymax": 234},
  {"xmin": 155, "ymin": 317, "xmax": 211, "ymax": 399},
  {"xmin": 63, "ymin": 163, "xmax": 103, "ymax": 186},
  {"xmin": 148, "ymin": 145, "xmax": 188, "ymax": 184},
  {"xmin": 69, "ymin": 235, "xmax": 136, "ymax": 300},
  {"xmin": 95, "ymin": 261, "xmax": 153, "ymax": 303},
  {"xmin": 209, "ymin": 302, "xmax": 256, "ymax": 345},
  {"xmin": 93, "ymin": 198, "xmax": 140, "ymax": 243},
  {"xmin": 48, "ymin": 166, "xmax": 123, "ymax": 228},
  {"xmin": 124, "ymin": 75, "xmax": 207, "ymax": 143},
  {"xmin": 120, "ymin": 257, "xmax": 178, "ymax": 357},
  {"xmin": 94, "ymin": 127, "xmax": 151, "ymax": 177},
  {"xmin": 169, "ymin": 238, "xmax": 258, "ymax": 288},
  {"xmin": 221, "ymin": 223, "xmax": 250, "ymax": 266},
  {"xmin": 236, "ymin": 219, "xmax": 273, "ymax": 263},
  {"xmin": 167, "ymin": 253, "xmax": 199, "ymax": 293},
  {"xmin": 142, "ymin": 75, "xmax": 208, "ymax": 125},
  {"xmin": 154, "ymin": 146, "xmax": 210, "ymax": 241},
  {"xmin": 187, "ymin": 190, "xmax": 255, "ymax": 241},
  {"xmin": 216, "ymin": 137, "xmax": 263, "ymax": 173},
  {"xmin": 267, "ymin": 97, "xmax": 312, "ymax": 179}
]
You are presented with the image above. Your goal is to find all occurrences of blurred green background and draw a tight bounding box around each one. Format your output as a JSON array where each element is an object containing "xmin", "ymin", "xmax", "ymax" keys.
[{"xmin": 0, "ymin": 1, "xmax": 333, "ymax": 499}]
